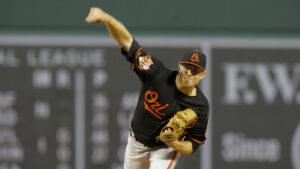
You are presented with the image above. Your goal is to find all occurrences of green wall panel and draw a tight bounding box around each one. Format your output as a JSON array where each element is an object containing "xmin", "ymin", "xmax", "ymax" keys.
[{"xmin": 1, "ymin": 0, "xmax": 300, "ymax": 35}]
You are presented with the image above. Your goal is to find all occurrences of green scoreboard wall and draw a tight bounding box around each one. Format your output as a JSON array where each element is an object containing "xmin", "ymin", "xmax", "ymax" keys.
[{"xmin": 0, "ymin": 36, "xmax": 300, "ymax": 169}]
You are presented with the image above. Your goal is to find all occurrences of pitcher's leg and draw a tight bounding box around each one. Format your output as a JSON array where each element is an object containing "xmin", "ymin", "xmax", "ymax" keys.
[
  {"xmin": 149, "ymin": 147, "xmax": 180, "ymax": 169},
  {"xmin": 124, "ymin": 136, "xmax": 150, "ymax": 169}
]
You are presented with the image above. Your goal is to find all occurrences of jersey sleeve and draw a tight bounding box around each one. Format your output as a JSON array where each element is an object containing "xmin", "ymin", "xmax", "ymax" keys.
[
  {"xmin": 121, "ymin": 38, "xmax": 163, "ymax": 82},
  {"xmin": 184, "ymin": 106, "xmax": 209, "ymax": 153}
]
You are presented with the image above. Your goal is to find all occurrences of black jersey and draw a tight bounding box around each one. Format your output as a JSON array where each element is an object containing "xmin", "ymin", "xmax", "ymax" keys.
[{"xmin": 121, "ymin": 39, "xmax": 209, "ymax": 152}]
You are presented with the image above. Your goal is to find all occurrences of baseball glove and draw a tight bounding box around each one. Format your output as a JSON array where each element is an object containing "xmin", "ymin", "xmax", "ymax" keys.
[{"xmin": 156, "ymin": 108, "xmax": 198, "ymax": 142}]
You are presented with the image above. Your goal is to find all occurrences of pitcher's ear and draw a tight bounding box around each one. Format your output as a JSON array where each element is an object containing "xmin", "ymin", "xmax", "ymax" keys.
[{"xmin": 200, "ymin": 71, "xmax": 207, "ymax": 79}]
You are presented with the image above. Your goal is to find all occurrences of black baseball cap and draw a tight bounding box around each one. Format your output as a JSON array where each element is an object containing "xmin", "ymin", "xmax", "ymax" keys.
[{"xmin": 178, "ymin": 49, "xmax": 206, "ymax": 71}]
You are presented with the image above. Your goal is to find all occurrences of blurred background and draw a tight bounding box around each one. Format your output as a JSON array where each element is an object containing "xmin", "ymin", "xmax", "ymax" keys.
[{"xmin": 0, "ymin": 0, "xmax": 300, "ymax": 169}]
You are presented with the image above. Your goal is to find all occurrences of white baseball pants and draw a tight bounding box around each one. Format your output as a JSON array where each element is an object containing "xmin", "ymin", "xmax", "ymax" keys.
[{"xmin": 124, "ymin": 134, "xmax": 180, "ymax": 169}]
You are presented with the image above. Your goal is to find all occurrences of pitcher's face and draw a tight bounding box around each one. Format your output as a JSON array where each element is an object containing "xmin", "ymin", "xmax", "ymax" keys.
[{"xmin": 177, "ymin": 63, "xmax": 206, "ymax": 87}]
